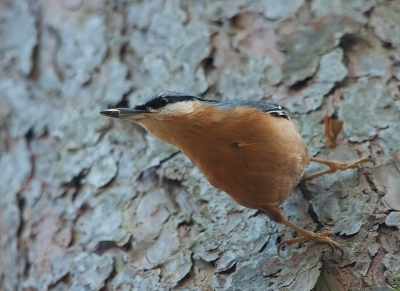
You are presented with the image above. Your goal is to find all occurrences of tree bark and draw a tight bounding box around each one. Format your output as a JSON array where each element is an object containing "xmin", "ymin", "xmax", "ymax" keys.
[{"xmin": 1, "ymin": 0, "xmax": 399, "ymax": 290}]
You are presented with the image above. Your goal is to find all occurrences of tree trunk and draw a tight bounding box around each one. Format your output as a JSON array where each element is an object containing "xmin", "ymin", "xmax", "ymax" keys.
[{"xmin": 1, "ymin": 0, "xmax": 399, "ymax": 290}]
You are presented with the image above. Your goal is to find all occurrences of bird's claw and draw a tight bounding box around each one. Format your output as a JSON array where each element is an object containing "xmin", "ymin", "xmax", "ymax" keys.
[
  {"xmin": 337, "ymin": 157, "xmax": 374, "ymax": 171},
  {"xmin": 277, "ymin": 231, "xmax": 343, "ymax": 258},
  {"xmin": 361, "ymin": 157, "xmax": 375, "ymax": 166}
]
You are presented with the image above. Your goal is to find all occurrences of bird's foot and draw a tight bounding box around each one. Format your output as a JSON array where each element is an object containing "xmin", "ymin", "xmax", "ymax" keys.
[
  {"xmin": 326, "ymin": 157, "xmax": 373, "ymax": 172},
  {"xmin": 304, "ymin": 157, "xmax": 373, "ymax": 181},
  {"xmin": 278, "ymin": 231, "xmax": 343, "ymax": 257}
]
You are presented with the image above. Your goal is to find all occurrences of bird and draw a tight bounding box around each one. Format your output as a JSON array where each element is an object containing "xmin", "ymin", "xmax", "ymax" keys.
[{"xmin": 100, "ymin": 91, "xmax": 371, "ymax": 255}]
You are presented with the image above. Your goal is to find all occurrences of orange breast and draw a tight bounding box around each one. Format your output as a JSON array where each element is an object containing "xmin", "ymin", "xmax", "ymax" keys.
[{"xmin": 142, "ymin": 104, "xmax": 310, "ymax": 211}]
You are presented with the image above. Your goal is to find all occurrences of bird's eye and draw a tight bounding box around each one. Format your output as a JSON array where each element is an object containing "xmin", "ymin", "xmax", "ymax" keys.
[{"xmin": 159, "ymin": 97, "xmax": 168, "ymax": 107}]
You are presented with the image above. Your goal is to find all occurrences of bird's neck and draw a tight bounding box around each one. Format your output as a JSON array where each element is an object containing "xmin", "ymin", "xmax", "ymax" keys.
[{"xmin": 139, "ymin": 105, "xmax": 223, "ymax": 154}]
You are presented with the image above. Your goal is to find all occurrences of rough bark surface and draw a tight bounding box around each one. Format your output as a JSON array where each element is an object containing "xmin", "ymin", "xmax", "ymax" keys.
[{"xmin": 0, "ymin": 0, "xmax": 399, "ymax": 290}]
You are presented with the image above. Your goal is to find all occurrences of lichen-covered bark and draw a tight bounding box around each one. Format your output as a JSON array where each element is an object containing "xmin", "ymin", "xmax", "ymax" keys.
[{"xmin": 1, "ymin": 0, "xmax": 399, "ymax": 290}]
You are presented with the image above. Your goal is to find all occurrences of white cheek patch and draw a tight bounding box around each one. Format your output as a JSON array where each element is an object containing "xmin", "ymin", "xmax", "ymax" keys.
[{"xmin": 159, "ymin": 101, "xmax": 195, "ymax": 115}]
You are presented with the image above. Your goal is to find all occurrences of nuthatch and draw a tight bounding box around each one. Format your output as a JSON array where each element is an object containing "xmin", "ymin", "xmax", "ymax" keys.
[{"xmin": 101, "ymin": 91, "xmax": 371, "ymax": 255}]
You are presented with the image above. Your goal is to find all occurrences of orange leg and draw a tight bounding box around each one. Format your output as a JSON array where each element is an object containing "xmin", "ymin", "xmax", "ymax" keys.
[
  {"xmin": 303, "ymin": 156, "xmax": 373, "ymax": 181},
  {"xmin": 277, "ymin": 216, "xmax": 343, "ymax": 257},
  {"xmin": 265, "ymin": 209, "xmax": 343, "ymax": 256}
]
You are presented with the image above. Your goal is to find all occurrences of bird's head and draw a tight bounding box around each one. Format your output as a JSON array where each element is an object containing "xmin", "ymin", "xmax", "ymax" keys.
[{"xmin": 100, "ymin": 91, "xmax": 210, "ymax": 122}]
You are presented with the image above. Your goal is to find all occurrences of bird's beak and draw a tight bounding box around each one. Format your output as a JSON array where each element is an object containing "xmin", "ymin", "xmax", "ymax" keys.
[{"xmin": 100, "ymin": 108, "xmax": 150, "ymax": 121}]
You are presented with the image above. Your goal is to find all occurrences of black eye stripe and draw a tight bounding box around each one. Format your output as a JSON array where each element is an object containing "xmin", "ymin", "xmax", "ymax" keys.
[
  {"xmin": 139, "ymin": 93, "xmax": 200, "ymax": 110},
  {"xmin": 145, "ymin": 97, "xmax": 171, "ymax": 110},
  {"xmin": 146, "ymin": 97, "xmax": 169, "ymax": 109}
]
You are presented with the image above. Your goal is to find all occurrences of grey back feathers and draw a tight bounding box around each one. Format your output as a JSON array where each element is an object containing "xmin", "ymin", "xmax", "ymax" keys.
[
  {"xmin": 135, "ymin": 91, "xmax": 289, "ymax": 119},
  {"xmin": 216, "ymin": 100, "xmax": 289, "ymax": 119}
]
